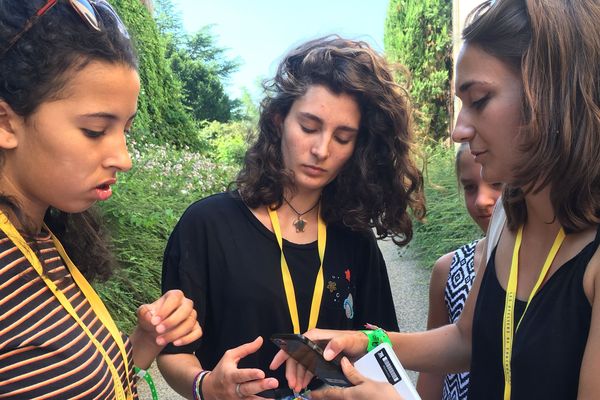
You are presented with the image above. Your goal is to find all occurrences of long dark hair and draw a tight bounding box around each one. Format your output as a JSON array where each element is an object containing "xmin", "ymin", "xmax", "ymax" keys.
[
  {"xmin": 464, "ymin": 0, "xmax": 600, "ymax": 232},
  {"xmin": 236, "ymin": 36, "xmax": 425, "ymax": 245},
  {"xmin": 0, "ymin": 0, "xmax": 138, "ymax": 281}
]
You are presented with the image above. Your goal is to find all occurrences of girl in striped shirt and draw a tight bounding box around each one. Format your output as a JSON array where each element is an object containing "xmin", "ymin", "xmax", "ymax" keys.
[{"xmin": 0, "ymin": 1, "xmax": 202, "ymax": 398}]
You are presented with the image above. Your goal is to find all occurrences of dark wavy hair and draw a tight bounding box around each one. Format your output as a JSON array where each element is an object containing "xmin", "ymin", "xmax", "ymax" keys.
[
  {"xmin": 236, "ymin": 36, "xmax": 425, "ymax": 245},
  {"xmin": 464, "ymin": 0, "xmax": 600, "ymax": 233},
  {"xmin": 0, "ymin": 0, "xmax": 138, "ymax": 281}
]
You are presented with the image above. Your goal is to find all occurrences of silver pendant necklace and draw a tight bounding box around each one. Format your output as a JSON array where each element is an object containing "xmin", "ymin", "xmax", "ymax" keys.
[{"xmin": 283, "ymin": 197, "xmax": 320, "ymax": 233}]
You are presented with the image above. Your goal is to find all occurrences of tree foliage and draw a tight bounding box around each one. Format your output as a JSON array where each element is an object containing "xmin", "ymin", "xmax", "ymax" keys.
[
  {"xmin": 109, "ymin": 0, "xmax": 200, "ymax": 148},
  {"xmin": 154, "ymin": 0, "xmax": 241, "ymax": 122},
  {"xmin": 384, "ymin": 0, "xmax": 452, "ymax": 141}
]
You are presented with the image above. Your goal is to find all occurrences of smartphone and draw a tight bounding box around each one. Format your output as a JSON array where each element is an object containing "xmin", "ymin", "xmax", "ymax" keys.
[{"xmin": 270, "ymin": 333, "xmax": 353, "ymax": 388}]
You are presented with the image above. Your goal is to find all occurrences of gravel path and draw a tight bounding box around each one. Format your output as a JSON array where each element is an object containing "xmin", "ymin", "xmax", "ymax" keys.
[
  {"xmin": 138, "ymin": 238, "xmax": 430, "ymax": 399},
  {"xmin": 378, "ymin": 238, "xmax": 430, "ymax": 385}
]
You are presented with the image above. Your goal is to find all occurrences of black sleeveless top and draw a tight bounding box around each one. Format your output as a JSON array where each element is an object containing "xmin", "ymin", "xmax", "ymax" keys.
[{"xmin": 469, "ymin": 227, "xmax": 599, "ymax": 400}]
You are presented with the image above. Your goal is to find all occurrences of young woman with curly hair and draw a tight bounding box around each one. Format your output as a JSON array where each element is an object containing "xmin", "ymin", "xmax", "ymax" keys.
[{"xmin": 158, "ymin": 36, "xmax": 425, "ymax": 400}]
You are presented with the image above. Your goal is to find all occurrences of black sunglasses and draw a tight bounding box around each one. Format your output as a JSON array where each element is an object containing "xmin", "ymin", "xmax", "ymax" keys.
[{"xmin": 0, "ymin": 0, "xmax": 129, "ymax": 59}]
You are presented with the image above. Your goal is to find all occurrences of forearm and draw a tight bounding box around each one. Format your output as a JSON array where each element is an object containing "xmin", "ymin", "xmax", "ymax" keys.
[
  {"xmin": 157, "ymin": 353, "xmax": 203, "ymax": 400},
  {"xmin": 389, "ymin": 324, "xmax": 470, "ymax": 374},
  {"xmin": 129, "ymin": 326, "xmax": 163, "ymax": 370}
]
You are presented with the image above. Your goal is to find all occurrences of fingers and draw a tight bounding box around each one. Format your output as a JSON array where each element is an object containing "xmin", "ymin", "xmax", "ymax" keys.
[
  {"xmin": 269, "ymin": 349, "xmax": 289, "ymax": 370},
  {"xmin": 224, "ymin": 337, "xmax": 264, "ymax": 365},
  {"xmin": 287, "ymin": 357, "xmax": 312, "ymax": 393},
  {"xmin": 323, "ymin": 332, "xmax": 367, "ymax": 361},
  {"xmin": 149, "ymin": 289, "xmax": 192, "ymax": 328},
  {"xmin": 137, "ymin": 290, "xmax": 202, "ymax": 346},
  {"xmin": 282, "ymin": 355, "xmax": 297, "ymax": 390},
  {"xmin": 339, "ymin": 357, "xmax": 365, "ymax": 386},
  {"xmin": 235, "ymin": 377, "xmax": 279, "ymax": 399}
]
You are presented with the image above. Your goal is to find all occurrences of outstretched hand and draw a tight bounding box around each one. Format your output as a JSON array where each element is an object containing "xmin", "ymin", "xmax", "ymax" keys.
[
  {"xmin": 310, "ymin": 357, "xmax": 403, "ymax": 400},
  {"xmin": 204, "ymin": 337, "xmax": 279, "ymax": 399}
]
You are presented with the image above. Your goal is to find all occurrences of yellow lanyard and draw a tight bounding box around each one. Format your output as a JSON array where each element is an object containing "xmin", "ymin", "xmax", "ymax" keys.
[
  {"xmin": 267, "ymin": 206, "xmax": 326, "ymax": 334},
  {"xmin": 0, "ymin": 211, "xmax": 133, "ymax": 400},
  {"xmin": 502, "ymin": 225, "xmax": 565, "ymax": 400}
]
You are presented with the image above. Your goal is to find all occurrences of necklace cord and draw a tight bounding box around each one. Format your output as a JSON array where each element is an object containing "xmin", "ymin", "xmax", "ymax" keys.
[{"xmin": 283, "ymin": 197, "xmax": 320, "ymax": 217}]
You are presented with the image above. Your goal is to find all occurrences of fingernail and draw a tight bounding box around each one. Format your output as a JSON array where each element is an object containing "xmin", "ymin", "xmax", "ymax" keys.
[
  {"xmin": 156, "ymin": 337, "xmax": 165, "ymax": 346},
  {"xmin": 323, "ymin": 349, "xmax": 334, "ymax": 360},
  {"xmin": 156, "ymin": 324, "xmax": 166, "ymax": 333},
  {"xmin": 151, "ymin": 315, "xmax": 161, "ymax": 325}
]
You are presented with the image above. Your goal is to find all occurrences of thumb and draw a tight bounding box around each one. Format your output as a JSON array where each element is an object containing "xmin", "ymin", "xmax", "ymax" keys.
[
  {"xmin": 137, "ymin": 303, "xmax": 161, "ymax": 327},
  {"xmin": 339, "ymin": 357, "xmax": 366, "ymax": 386},
  {"xmin": 228, "ymin": 336, "xmax": 264, "ymax": 364}
]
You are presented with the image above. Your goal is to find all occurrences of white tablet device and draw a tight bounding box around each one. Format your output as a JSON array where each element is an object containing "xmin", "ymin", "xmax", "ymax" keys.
[{"xmin": 354, "ymin": 342, "xmax": 421, "ymax": 400}]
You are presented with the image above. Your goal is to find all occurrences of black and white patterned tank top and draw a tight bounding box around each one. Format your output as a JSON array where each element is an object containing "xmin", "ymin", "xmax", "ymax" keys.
[{"xmin": 442, "ymin": 240, "xmax": 478, "ymax": 400}]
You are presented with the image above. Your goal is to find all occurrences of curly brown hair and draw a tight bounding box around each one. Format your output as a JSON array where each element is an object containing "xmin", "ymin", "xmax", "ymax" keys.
[
  {"xmin": 236, "ymin": 36, "xmax": 425, "ymax": 245},
  {"xmin": 464, "ymin": 0, "xmax": 600, "ymax": 233}
]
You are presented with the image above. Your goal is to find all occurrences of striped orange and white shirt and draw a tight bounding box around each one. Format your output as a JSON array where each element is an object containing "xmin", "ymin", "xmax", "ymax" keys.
[{"xmin": 0, "ymin": 231, "xmax": 138, "ymax": 399}]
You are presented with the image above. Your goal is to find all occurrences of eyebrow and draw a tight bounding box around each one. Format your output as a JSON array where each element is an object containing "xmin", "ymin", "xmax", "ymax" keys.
[
  {"xmin": 298, "ymin": 112, "xmax": 359, "ymax": 133},
  {"xmin": 80, "ymin": 111, "xmax": 138, "ymax": 121},
  {"xmin": 457, "ymin": 80, "xmax": 490, "ymax": 94}
]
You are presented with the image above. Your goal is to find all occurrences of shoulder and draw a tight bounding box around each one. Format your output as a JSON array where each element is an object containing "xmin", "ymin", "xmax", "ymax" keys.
[
  {"xmin": 431, "ymin": 251, "xmax": 454, "ymax": 286},
  {"xmin": 584, "ymin": 226, "xmax": 600, "ymax": 304},
  {"xmin": 179, "ymin": 191, "xmax": 242, "ymax": 221},
  {"xmin": 330, "ymin": 223, "xmax": 376, "ymax": 242}
]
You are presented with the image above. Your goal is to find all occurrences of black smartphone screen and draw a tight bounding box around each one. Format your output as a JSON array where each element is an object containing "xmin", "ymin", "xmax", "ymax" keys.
[{"xmin": 271, "ymin": 333, "xmax": 352, "ymax": 387}]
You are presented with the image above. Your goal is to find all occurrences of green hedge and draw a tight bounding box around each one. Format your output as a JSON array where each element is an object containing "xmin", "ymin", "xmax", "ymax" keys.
[
  {"xmin": 384, "ymin": 0, "xmax": 453, "ymax": 141},
  {"xmin": 409, "ymin": 145, "xmax": 482, "ymax": 268},
  {"xmin": 111, "ymin": 0, "xmax": 200, "ymax": 149}
]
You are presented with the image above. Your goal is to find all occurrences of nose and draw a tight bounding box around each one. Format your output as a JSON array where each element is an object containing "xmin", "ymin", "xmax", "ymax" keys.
[
  {"xmin": 310, "ymin": 133, "xmax": 331, "ymax": 161},
  {"xmin": 452, "ymin": 109, "xmax": 475, "ymax": 143},
  {"xmin": 104, "ymin": 132, "xmax": 132, "ymax": 172},
  {"xmin": 475, "ymin": 184, "xmax": 499, "ymax": 211}
]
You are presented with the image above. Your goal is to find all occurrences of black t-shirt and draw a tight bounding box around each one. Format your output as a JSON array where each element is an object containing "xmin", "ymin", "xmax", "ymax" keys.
[{"xmin": 161, "ymin": 192, "xmax": 399, "ymax": 387}]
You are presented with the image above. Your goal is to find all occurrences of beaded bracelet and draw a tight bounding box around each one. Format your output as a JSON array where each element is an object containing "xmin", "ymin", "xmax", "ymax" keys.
[{"xmin": 193, "ymin": 370, "xmax": 211, "ymax": 400}]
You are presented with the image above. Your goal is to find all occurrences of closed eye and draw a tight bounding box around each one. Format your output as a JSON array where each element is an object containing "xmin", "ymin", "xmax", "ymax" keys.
[
  {"xmin": 83, "ymin": 129, "xmax": 105, "ymax": 138},
  {"xmin": 472, "ymin": 95, "xmax": 490, "ymax": 110},
  {"xmin": 301, "ymin": 125, "xmax": 318, "ymax": 133},
  {"xmin": 334, "ymin": 136, "xmax": 352, "ymax": 145}
]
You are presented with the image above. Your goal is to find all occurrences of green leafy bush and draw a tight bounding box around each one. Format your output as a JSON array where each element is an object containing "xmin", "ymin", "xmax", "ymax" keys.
[
  {"xmin": 96, "ymin": 142, "xmax": 238, "ymax": 331},
  {"xmin": 198, "ymin": 120, "xmax": 256, "ymax": 165},
  {"xmin": 409, "ymin": 144, "xmax": 482, "ymax": 268}
]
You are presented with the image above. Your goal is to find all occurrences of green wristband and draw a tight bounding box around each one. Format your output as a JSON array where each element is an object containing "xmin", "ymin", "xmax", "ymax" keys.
[
  {"xmin": 134, "ymin": 367, "xmax": 159, "ymax": 400},
  {"xmin": 360, "ymin": 328, "xmax": 391, "ymax": 352}
]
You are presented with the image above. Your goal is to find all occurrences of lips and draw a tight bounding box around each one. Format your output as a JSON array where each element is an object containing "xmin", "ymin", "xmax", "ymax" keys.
[
  {"xmin": 95, "ymin": 179, "xmax": 116, "ymax": 201},
  {"xmin": 302, "ymin": 164, "xmax": 326, "ymax": 176}
]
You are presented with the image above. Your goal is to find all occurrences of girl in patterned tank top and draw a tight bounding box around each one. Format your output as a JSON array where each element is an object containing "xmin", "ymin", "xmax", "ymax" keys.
[
  {"xmin": 416, "ymin": 143, "xmax": 502, "ymax": 400},
  {"xmin": 0, "ymin": 1, "xmax": 202, "ymax": 398}
]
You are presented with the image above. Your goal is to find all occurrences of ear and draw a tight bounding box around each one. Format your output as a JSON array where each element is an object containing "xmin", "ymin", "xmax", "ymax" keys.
[{"xmin": 0, "ymin": 100, "xmax": 20, "ymax": 150}]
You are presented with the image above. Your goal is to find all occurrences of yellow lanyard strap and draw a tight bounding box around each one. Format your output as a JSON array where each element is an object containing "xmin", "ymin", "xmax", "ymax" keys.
[
  {"xmin": 0, "ymin": 212, "xmax": 133, "ymax": 400},
  {"xmin": 502, "ymin": 225, "xmax": 565, "ymax": 400},
  {"xmin": 267, "ymin": 206, "xmax": 326, "ymax": 334}
]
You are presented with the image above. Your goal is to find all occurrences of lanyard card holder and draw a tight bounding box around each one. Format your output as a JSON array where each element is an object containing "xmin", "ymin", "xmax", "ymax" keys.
[{"xmin": 354, "ymin": 342, "xmax": 421, "ymax": 400}]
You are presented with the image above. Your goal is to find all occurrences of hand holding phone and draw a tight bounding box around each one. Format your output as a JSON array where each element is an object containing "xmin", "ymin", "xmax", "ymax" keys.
[{"xmin": 270, "ymin": 333, "xmax": 353, "ymax": 388}]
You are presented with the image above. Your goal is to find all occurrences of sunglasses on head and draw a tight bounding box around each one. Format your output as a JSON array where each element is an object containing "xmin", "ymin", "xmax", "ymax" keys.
[{"xmin": 0, "ymin": 0, "xmax": 129, "ymax": 59}]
